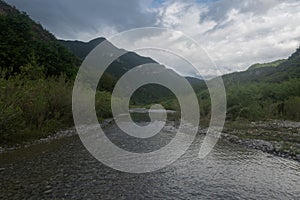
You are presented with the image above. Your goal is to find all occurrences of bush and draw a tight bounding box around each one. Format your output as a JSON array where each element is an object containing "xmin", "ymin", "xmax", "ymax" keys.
[
  {"xmin": 284, "ymin": 97, "xmax": 300, "ymax": 120},
  {"xmin": 0, "ymin": 102, "xmax": 25, "ymax": 140},
  {"xmin": 0, "ymin": 65, "xmax": 75, "ymax": 143},
  {"xmin": 95, "ymin": 91, "xmax": 112, "ymax": 120}
]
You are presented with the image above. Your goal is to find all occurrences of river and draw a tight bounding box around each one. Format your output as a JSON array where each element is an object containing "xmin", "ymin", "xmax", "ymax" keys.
[{"xmin": 0, "ymin": 120, "xmax": 299, "ymax": 199}]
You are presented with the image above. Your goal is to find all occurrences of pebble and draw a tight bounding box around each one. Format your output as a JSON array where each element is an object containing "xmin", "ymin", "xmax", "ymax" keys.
[{"xmin": 44, "ymin": 189, "xmax": 53, "ymax": 194}]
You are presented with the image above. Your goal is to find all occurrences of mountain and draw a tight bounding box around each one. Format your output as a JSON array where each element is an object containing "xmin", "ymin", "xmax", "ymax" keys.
[
  {"xmin": 267, "ymin": 47, "xmax": 300, "ymax": 81},
  {"xmin": 216, "ymin": 46, "xmax": 300, "ymax": 121},
  {"xmin": 247, "ymin": 59, "xmax": 286, "ymax": 71},
  {"xmin": 0, "ymin": 0, "xmax": 80, "ymax": 77},
  {"xmin": 60, "ymin": 37, "xmax": 158, "ymax": 77},
  {"xmin": 222, "ymin": 49, "xmax": 300, "ymax": 85},
  {"xmin": 59, "ymin": 38, "xmax": 106, "ymax": 60},
  {"xmin": 60, "ymin": 38, "xmax": 199, "ymax": 104},
  {"xmin": 185, "ymin": 76, "xmax": 205, "ymax": 92}
]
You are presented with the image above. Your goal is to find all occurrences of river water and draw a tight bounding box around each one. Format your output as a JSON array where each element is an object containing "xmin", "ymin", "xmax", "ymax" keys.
[{"xmin": 0, "ymin": 121, "xmax": 299, "ymax": 199}]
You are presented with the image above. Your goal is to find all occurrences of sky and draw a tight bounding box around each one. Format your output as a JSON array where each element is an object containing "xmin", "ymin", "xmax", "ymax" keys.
[{"xmin": 6, "ymin": 0, "xmax": 300, "ymax": 77}]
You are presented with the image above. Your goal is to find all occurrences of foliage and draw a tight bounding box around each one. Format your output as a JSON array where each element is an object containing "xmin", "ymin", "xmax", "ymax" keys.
[
  {"xmin": 224, "ymin": 79, "xmax": 300, "ymax": 121},
  {"xmin": 161, "ymin": 77, "xmax": 300, "ymax": 122},
  {"xmin": 0, "ymin": 4, "xmax": 80, "ymax": 77},
  {"xmin": 0, "ymin": 64, "xmax": 72, "ymax": 142},
  {"xmin": 95, "ymin": 91, "xmax": 112, "ymax": 120},
  {"xmin": 285, "ymin": 96, "xmax": 300, "ymax": 120},
  {"xmin": 0, "ymin": 62, "xmax": 113, "ymax": 143}
]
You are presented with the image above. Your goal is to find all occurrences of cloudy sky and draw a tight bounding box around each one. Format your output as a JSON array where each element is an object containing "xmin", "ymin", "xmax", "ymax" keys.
[{"xmin": 6, "ymin": 0, "xmax": 300, "ymax": 77}]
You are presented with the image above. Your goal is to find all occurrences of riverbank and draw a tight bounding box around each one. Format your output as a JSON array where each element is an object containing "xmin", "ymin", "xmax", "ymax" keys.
[
  {"xmin": 222, "ymin": 120, "xmax": 300, "ymax": 162},
  {"xmin": 0, "ymin": 118, "xmax": 114, "ymax": 154},
  {"xmin": 1, "ymin": 116, "xmax": 300, "ymax": 163}
]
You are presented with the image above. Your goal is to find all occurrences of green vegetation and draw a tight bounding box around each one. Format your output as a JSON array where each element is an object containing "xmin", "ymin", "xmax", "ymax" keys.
[
  {"xmin": 0, "ymin": 61, "xmax": 112, "ymax": 143},
  {"xmin": 0, "ymin": 61, "xmax": 71, "ymax": 142},
  {"xmin": 0, "ymin": 3, "xmax": 80, "ymax": 77},
  {"xmin": 223, "ymin": 47, "xmax": 300, "ymax": 121},
  {"xmin": 247, "ymin": 59, "xmax": 286, "ymax": 71},
  {"xmin": 59, "ymin": 38, "xmax": 106, "ymax": 60},
  {"xmin": 225, "ymin": 79, "xmax": 300, "ymax": 121},
  {"xmin": 157, "ymin": 47, "xmax": 300, "ymax": 123},
  {"xmin": 0, "ymin": 1, "xmax": 112, "ymax": 143}
]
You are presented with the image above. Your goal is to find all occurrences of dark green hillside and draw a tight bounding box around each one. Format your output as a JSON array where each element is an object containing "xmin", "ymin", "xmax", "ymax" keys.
[
  {"xmin": 268, "ymin": 47, "xmax": 300, "ymax": 82},
  {"xmin": 185, "ymin": 76, "xmax": 205, "ymax": 92},
  {"xmin": 59, "ymin": 38, "xmax": 106, "ymax": 60},
  {"xmin": 0, "ymin": 0, "xmax": 80, "ymax": 77},
  {"xmin": 60, "ymin": 38, "xmax": 157, "ymax": 77}
]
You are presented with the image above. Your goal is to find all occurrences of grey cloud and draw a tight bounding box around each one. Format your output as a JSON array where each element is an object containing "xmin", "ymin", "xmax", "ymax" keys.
[
  {"xmin": 201, "ymin": 0, "xmax": 281, "ymax": 23},
  {"xmin": 5, "ymin": 0, "xmax": 158, "ymax": 40}
]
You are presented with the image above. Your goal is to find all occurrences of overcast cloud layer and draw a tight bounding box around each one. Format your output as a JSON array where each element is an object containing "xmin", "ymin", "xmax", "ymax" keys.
[{"xmin": 6, "ymin": 0, "xmax": 300, "ymax": 76}]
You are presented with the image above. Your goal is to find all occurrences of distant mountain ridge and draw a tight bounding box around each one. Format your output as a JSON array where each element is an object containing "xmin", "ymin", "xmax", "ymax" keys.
[
  {"xmin": 247, "ymin": 59, "xmax": 286, "ymax": 71},
  {"xmin": 60, "ymin": 36, "xmax": 300, "ymax": 94},
  {"xmin": 60, "ymin": 38, "xmax": 184, "ymax": 104},
  {"xmin": 222, "ymin": 47, "xmax": 300, "ymax": 84},
  {"xmin": 59, "ymin": 38, "xmax": 106, "ymax": 60},
  {"xmin": 59, "ymin": 37, "xmax": 158, "ymax": 77}
]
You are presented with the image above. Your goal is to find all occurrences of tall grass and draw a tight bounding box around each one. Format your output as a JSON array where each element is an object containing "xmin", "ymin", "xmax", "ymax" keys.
[{"xmin": 0, "ymin": 63, "xmax": 112, "ymax": 143}]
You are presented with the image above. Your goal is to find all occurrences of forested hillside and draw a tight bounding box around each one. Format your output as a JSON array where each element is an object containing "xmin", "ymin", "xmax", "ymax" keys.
[
  {"xmin": 223, "ymin": 48, "xmax": 300, "ymax": 84},
  {"xmin": 59, "ymin": 38, "xmax": 106, "ymax": 60},
  {"xmin": 157, "ymin": 47, "xmax": 300, "ymax": 122},
  {"xmin": 219, "ymin": 48, "xmax": 300, "ymax": 121},
  {"xmin": 0, "ymin": 1, "xmax": 80, "ymax": 77}
]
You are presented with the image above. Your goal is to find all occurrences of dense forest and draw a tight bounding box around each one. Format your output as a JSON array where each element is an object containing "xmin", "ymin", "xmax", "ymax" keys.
[{"xmin": 0, "ymin": 0, "xmax": 300, "ymax": 144}]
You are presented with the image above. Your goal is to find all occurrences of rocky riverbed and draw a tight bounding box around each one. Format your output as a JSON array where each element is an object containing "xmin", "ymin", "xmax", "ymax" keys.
[
  {"xmin": 223, "ymin": 120, "xmax": 300, "ymax": 162},
  {"xmin": 0, "ymin": 119, "xmax": 114, "ymax": 154}
]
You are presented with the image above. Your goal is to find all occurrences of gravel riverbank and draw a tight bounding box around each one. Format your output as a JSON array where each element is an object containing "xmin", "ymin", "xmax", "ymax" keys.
[
  {"xmin": 0, "ymin": 119, "xmax": 114, "ymax": 154},
  {"xmin": 222, "ymin": 120, "xmax": 300, "ymax": 162},
  {"xmin": 1, "ymin": 118, "xmax": 299, "ymax": 162}
]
